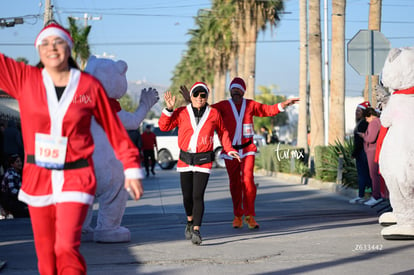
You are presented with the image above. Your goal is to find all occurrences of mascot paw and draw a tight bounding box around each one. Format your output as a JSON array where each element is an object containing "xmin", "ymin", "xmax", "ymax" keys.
[
  {"xmin": 93, "ymin": 226, "xmax": 131, "ymax": 243},
  {"xmin": 379, "ymin": 212, "xmax": 397, "ymax": 227},
  {"xmin": 381, "ymin": 224, "xmax": 414, "ymax": 240},
  {"xmin": 139, "ymin": 87, "xmax": 159, "ymax": 109}
]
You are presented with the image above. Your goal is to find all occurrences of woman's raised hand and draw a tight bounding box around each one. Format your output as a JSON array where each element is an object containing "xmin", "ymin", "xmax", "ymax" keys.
[{"xmin": 164, "ymin": 91, "xmax": 176, "ymax": 110}]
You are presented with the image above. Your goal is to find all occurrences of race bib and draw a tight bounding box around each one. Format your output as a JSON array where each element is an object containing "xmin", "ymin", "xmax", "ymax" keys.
[
  {"xmin": 35, "ymin": 133, "xmax": 68, "ymax": 169},
  {"xmin": 243, "ymin": 124, "xmax": 254, "ymax": 138}
]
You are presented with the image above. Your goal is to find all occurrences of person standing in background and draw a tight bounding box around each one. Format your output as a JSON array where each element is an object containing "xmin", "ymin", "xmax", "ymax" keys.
[
  {"xmin": 3, "ymin": 120, "xmax": 24, "ymax": 167},
  {"xmin": 359, "ymin": 107, "xmax": 383, "ymax": 206},
  {"xmin": 0, "ymin": 154, "xmax": 29, "ymax": 218},
  {"xmin": 141, "ymin": 124, "xmax": 158, "ymax": 176},
  {"xmin": 349, "ymin": 101, "xmax": 372, "ymax": 204},
  {"xmin": 128, "ymin": 128, "xmax": 142, "ymax": 151}
]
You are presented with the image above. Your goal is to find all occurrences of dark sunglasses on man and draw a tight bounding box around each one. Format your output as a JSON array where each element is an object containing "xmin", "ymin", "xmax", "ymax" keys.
[{"xmin": 192, "ymin": 91, "xmax": 207, "ymax": 98}]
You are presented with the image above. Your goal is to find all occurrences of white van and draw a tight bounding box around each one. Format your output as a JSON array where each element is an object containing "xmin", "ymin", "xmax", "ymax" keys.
[{"xmin": 152, "ymin": 126, "xmax": 225, "ymax": 170}]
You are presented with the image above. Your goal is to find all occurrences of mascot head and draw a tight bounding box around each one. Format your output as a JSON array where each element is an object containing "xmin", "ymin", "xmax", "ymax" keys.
[
  {"xmin": 84, "ymin": 55, "xmax": 128, "ymax": 99},
  {"xmin": 381, "ymin": 47, "xmax": 414, "ymax": 92}
]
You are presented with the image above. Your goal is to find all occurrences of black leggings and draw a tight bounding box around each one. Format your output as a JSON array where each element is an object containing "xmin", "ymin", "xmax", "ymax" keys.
[
  {"xmin": 180, "ymin": 171, "xmax": 210, "ymax": 227},
  {"xmin": 143, "ymin": 150, "xmax": 156, "ymax": 173}
]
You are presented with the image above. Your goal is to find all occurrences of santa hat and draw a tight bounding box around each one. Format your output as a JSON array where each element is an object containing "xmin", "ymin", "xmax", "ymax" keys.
[
  {"xmin": 190, "ymin": 82, "xmax": 209, "ymax": 96},
  {"xmin": 229, "ymin": 77, "xmax": 246, "ymax": 93},
  {"xmin": 357, "ymin": 101, "xmax": 371, "ymax": 110},
  {"xmin": 35, "ymin": 23, "xmax": 73, "ymax": 50}
]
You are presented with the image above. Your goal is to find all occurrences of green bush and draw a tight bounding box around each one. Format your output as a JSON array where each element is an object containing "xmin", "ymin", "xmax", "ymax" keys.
[
  {"xmin": 256, "ymin": 139, "xmax": 357, "ymax": 189},
  {"xmin": 255, "ymin": 144, "xmax": 309, "ymax": 176},
  {"xmin": 314, "ymin": 139, "xmax": 357, "ymax": 188}
]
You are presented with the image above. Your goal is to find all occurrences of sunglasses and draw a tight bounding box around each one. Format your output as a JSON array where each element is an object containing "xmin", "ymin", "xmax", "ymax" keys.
[{"xmin": 192, "ymin": 91, "xmax": 207, "ymax": 98}]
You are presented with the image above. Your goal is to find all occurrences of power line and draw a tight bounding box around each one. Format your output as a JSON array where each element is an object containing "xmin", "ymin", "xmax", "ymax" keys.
[
  {"xmin": 1, "ymin": 35, "xmax": 414, "ymax": 47},
  {"xmin": 69, "ymin": 13, "xmax": 101, "ymax": 27}
]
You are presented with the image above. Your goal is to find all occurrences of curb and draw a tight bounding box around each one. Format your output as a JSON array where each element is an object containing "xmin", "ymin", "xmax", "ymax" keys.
[{"xmin": 256, "ymin": 169, "xmax": 358, "ymax": 199}]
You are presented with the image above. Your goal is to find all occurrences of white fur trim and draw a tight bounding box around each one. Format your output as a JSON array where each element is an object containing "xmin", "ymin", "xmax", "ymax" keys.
[
  {"xmin": 162, "ymin": 108, "xmax": 173, "ymax": 117},
  {"xmin": 177, "ymin": 166, "xmax": 211, "ymax": 174},
  {"xmin": 230, "ymin": 83, "xmax": 245, "ymax": 93},
  {"xmin": 18, "ymin": 188, "xmax": 94, "ymax": 206},
  {"xmin": 228, "ymin": 98, "xmax": 246, "ymax": 146},
  {"xmin": 124, "ymin": 168, "xmax": 144, "ymax": 179},
  {"xmin": 186, "ymin": 104, "xmax": 211, "ymax": 152},
  {"xmin": 190, "ymin": 83, "xmax": 209, "ymax": 96}
]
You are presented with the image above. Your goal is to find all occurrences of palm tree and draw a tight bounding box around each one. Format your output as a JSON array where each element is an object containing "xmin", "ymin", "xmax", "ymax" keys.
[
  {"xmin": 329, "ymin": 0, "xmax": 346, "ymax": 144},
  {"xmin": 170, "ymin": 15, "xmax": 214, "ymax": 105},
  {"xmin": 308, "ymin": 0, "xmax": 325, "ymax": 156},
  {"xmin": 170, "ymin": 0, "xmax": 284, "ymax": 104},
  {"xmin": 297, "ymin": 0, "xmax": 309, "ymax": 154},
  {"xmin": 15, "ymin": 57, "xmax": 29, "ymax": 64},
  {"xmin": 235, "ymin": 0, "xmax": 284, "ymax": 99},
  {"xmin": 68, "ymin": 17, "xmax": 91, "ymax": 70}
]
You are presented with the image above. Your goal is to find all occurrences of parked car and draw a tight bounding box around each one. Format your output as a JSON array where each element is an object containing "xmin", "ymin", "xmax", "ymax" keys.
[
  {"xmin": 152, "ymin": 126, "xmax": 267, "ymax": 170},
  {"xmin": 152, "ymin": 126, "xmax": 225, "ymax": 169}
]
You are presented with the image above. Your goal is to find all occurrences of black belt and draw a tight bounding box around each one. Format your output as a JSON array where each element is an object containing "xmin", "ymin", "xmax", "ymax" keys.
[
  {"xmin": 233, "ymin": 140, "xmax": 252, "ymax": 150},
  {"xmin": 26, "ymin": 155, "xmax": 89, "ymax": 170},
  {"xmin": 179, "ymin": 150, "xmax": 215, "ymax": 165}
]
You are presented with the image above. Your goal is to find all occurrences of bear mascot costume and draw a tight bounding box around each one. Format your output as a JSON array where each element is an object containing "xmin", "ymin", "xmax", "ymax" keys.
[
  {"xmin": 82, "ymin": 55, "xmax": 159, "ymax": 243},
  {"xmin": 377, "ymin": 47, "xmax": 414, "ymax": 240}
]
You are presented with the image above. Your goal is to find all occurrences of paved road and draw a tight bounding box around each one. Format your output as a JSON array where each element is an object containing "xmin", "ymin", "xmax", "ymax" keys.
[{"xmin": 0, "ymin": 168, "xmax": 413, "ymax": 274}]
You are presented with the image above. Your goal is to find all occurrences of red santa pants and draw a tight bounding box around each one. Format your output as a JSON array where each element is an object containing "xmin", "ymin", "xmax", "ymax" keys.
[
  {"xmin": 29, "ymin": 202, "xmax": 89, "ymax": 275},
  {"xmin": 225, "ymin": 155, "xmax": 256, "ymax": 217}
]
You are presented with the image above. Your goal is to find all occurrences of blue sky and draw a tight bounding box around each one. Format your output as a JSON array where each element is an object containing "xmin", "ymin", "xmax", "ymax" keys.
[{"xmin": 1, "ymin": 0, "xmax": 414, "ymax": 97}]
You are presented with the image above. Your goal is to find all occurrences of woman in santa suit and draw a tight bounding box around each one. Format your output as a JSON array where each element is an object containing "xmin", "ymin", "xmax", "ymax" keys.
[
  {"xmin": 159, "ymin": 82, "xmax": 240, "ymax": 245},
  {"xmin": 0, "ymin": 22, "xmax": 143, "ymax": 274}
]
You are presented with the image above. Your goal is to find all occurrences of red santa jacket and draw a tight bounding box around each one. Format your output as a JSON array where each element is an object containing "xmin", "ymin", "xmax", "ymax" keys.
[
  {"xmin": 212, "ymin": 98, "xmax": 283, "ymax": 158},
  {"xmin": 0, "ymin": 53, "xmax": 141, "ymax": 207},
  {"xmin": 159, "ymin": 104, "xmax": 235, "ymax": 173},
  {"xmin": 141, "ymin": 131, "xmax": 157, "ymax": 151}
]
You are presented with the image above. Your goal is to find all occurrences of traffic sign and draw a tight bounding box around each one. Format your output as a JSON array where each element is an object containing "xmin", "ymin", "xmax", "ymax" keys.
[{"xmin": 347, "ymin": 29, "xmax": 391, "ymax": 75}]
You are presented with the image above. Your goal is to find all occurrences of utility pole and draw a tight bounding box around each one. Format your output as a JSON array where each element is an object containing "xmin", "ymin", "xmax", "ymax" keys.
[
  {"xmin": 44, "ymin": 0, "xmax": 53, "ymax": 25},
  {"xmin": 364, "ymin": 0, "xmax": 382, "ymax": 106},
  {"xmin": 69, "ymin": 13, "xmax": 102, "ymax": 27},
  {"xmin": 323, "ymin": 0, "xmax": 329, "ymax": 145}
]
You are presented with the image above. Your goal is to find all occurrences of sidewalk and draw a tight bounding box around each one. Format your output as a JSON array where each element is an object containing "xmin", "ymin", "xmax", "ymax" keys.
[{"xmin": 0, "ymin": 168, "xmax": 413, "ymax": 274}]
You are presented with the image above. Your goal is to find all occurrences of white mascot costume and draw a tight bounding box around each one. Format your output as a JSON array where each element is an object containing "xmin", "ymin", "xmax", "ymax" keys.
[
  {"xmin": 83, "ymin": 55, "xmax": 159, "ymax": 243},
  {"xmin": 378, "ymin": 47, "xmax": 414, "ymax": 240}
]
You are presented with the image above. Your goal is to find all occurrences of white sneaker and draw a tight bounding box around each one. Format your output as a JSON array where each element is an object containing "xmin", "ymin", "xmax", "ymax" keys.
[
  {"xmin": 349, "ymin": 197, "xmax": 365, "ymax": 204},
  {"xmin": 364, "ymin": 197, "xmax": 383, "ymax": 206}
]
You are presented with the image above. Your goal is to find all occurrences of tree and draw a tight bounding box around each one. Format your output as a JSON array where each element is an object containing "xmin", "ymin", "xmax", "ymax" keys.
[
  {"xmin": 170, "ymin": 0, "xmax": 284, "ymax": 104},
  {"xmin": 297, "ymin": 0, "xmax": 309, "ymax": 153},
  {"xmin": 235, "ymin": 0, "xmax": 284, "ymax": 100},
  {"xmin": 329, "ymin": 0, "xmax": 346, "ymax": 144},
  {"xmin": 15, "ymin": 57, "xmax": 29, "ymax": 64},
  {"xmin": 308, "ymin": 0, "xmax": 325, "ymax": 156},
  {"xmin": 68, "ymin": 17, "xmax": 91, "ymax": 69},
  {"xmin": 253, "ymin": 85, "xmax": 288, "ymax": 133},
  {"xmin": 119, "ymin": 94, "xmax": 137, "ymax": 113}
]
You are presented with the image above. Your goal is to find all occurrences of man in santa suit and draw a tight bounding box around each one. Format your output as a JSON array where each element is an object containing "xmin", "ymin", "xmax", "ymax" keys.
[{"xmin": 212, "ymin": 77, "xmax": 299, "ymax": 229}]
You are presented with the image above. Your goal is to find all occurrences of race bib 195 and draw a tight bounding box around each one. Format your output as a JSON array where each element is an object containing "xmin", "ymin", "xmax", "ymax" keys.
[{"xmin": 35, "ymin": 133, "xmax": 68, "ymax": 169}]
